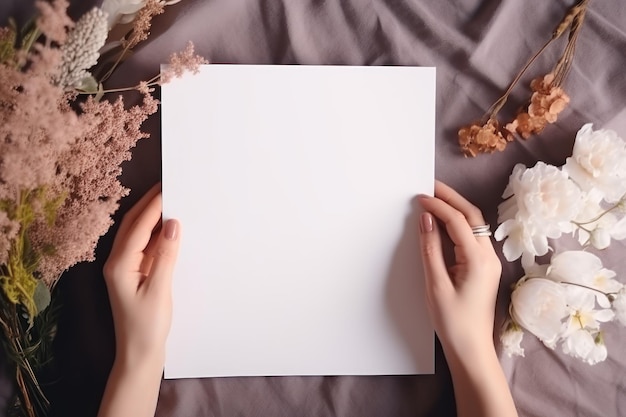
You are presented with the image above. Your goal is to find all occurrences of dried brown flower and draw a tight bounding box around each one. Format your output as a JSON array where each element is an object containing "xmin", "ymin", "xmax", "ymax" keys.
[
  {"xmin": 457, "ymin": 0, "xmax": 586, "ymax": 155},
  {"xmin": 458, "ymin": 119, "xmax": 511, "ymax": 157},
  {"xmin": 506, "ymin": 73, "xmax": 570, "ymax": 139}
]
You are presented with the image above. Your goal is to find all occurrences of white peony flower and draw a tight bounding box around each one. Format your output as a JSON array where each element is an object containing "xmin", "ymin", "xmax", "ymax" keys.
[
  {"xmin": 500, "ymin": 321, "xmax": 525, "ymax": 357},
  {"xmin": 101, "ymin": 0, "xmax": 183, "ymax": 28},
  {"xmin": 101, "ymin": 0, "xmax": 146, "ymax": 28},
  {"xmin": 511, "ymin": 278, "xmax": 569, "ymax": 349},
  {"xmin": 612, "ymin": 287, "xmax": 626, "ymax": 327},
  {"xmin": 562, "ymin": 329, "xmax": 607, "ymax": 365},
  {"xmin": 548, "ymin": 251, "xmax": 623, "ymax": 308},
  {"xmin": 563, "ymin": 123, "xmax": 626, "ymax": 203},
  {"xmin": 495, "ymin": 162, "xmax": 582, "ymax": 267}
]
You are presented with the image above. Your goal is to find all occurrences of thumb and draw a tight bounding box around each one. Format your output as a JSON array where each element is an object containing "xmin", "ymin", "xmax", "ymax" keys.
[
  {"xmin": 147, "ymin": 219, "xmax": 181, "ymax": 293},
  {"xmin": 419, "ymin": 212, "xmax": 451, "ymax": 294}
]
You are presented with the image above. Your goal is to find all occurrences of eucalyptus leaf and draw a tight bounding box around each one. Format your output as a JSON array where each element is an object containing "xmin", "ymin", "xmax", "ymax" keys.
[
  {"xmin": 76, "ymin": 75, "xmax": 99, "ymax": 94},
  {"xmin": 95, "ymin": 82, "xmax": 105, "ymax": 102},
  {"xmin": 33, "ymin": 281, "xmax": 51, "ymax": 316}
]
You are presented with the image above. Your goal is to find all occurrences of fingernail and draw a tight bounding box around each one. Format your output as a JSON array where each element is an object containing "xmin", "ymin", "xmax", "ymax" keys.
[
  {"xmin": 420, "ymin": 213, "xmax": 433, "ymax": 234},
  {"xmin": 164, "ymin": 219, "xmax": 178, "ymax": 240}
]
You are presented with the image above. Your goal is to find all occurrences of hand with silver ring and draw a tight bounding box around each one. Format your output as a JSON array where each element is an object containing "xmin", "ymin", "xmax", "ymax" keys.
[
  {"xmin": 470, "ymin": 224, "xmax": 492, "ymax": 237},
  {"xmin": 417, "ymin": 181, "xmax": 517, "ymax": 417}
]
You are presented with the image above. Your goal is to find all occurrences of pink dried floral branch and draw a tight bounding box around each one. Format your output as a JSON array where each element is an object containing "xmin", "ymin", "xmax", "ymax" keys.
[
  {"xmin": 35, "ymin": 0, "xmax": 74, "ymax": 44},
  {"xmin": 99, "ymin": 0, "xmax": 165, "ymax": 84},
  {"xmin": 79, "ymin": 41, "xmax": 208, "ymax": 96}
]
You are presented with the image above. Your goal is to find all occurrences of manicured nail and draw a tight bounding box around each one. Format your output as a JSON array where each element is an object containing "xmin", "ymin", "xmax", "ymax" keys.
[
  {"xmin": 420, "ymin": 213, "xmax": 433, "ymax": 234},
  {"xmin": 164, "ymin": 219, "xmax": 178, "ymax": 240}
]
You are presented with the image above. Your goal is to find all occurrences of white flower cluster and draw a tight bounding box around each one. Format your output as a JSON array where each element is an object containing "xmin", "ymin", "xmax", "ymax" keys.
[
  {"xmin": 57, "ymin": 8, "xmax": 108, "ymax": 89},
  {"xmin": 501, "ymin": 251, "xmax": 626, "ymax": 365},
  {"xmin": 495, "ymin": 124, "xmax": 626, "ymax": 268},
  {"xmin": 496, "ymin": 124, "xmax": 626, "ymax": 365}
]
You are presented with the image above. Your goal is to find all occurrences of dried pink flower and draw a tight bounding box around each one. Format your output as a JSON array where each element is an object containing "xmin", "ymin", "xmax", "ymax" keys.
[
  {"xmin": 160, "ymin": 41, "xmax": 208, "ymax": 84},
  {"xmin": 32, "ymin": 91, "xmax": 158, "ymax": 284},
  {"xmin": 35, "ymin": 0, "xmax": 74, "ymax": 44},
  {"xmin": 122, "ymin": 0, "xmax": 165, "ymax": 49},
  {"xmin": 0, "ymin": 211, "xmax": 19, "ymax": 265},
  {"xmin": 1, "ymin": 1, "xmax": 158, "ymax": 285}
]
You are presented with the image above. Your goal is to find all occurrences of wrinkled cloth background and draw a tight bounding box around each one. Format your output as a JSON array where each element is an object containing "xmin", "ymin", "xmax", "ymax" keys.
[{"xmin": 1, "ymin": 1, "xmax": 625, "ymax": 416}]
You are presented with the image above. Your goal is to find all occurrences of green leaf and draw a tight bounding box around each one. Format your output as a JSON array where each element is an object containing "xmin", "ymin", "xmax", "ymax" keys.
[
  {"xmin": 95, "ymin": 82, "xmax": 105, "ymax": 101},
  {"xmin": 0, "ymin": 23, "xmax": 16, "ymax": 64},
  {"xmin": 33, "ymin": 280, "xmax": 51, "ymax": 316},
  {"xmin": 76, "ymin": 75, "xmax": 99, "ymax": 94}
]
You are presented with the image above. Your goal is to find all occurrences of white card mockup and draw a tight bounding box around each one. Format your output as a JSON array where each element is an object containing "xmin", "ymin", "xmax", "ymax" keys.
[{"xmin": 162, "ymin": 65, "xmax": 435, "ymax": 378}]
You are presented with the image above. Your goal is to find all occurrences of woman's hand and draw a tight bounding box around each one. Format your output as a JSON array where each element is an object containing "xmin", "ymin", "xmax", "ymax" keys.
[
  {"xmin": 417, "ymin": 180, "xmax": 501, "ymax": 354},
  {"xmin": 103, "ymin": 184, "xmax": 181, "ymax": 364},
  {"xmin": 417, "ymin": 181, "xmax": 517, "ymax": 417},
  {"xmin": 98, "ymin": 184, "xmax": 181, "ymax": 417}
]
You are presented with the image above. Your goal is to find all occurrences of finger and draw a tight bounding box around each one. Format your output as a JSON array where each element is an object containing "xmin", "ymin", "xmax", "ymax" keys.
[
  {"xmin": 114, "ymin": 192, "xmax": 163, "ymax": 270},
  {"xmin": 418, "ymin": 212, "xmax": 453, "ymax": 295},
  {"xmin": 115, "ymin": 183, "xmax": 162, "ymax": 244},
  {"xmin": 146, "ymin": 219, "xmax": 181, "ymax": 294},
  {"xmin": 418, "ymin": 195, "xmax": 478, "ymax": 250},
  {"xmin": 139, "ymin": 223, "xmax": 163, "ymax": 275},
  {"xmin": 434, "ymin": 181, "xmax": 486, "ymax": 227},
  {"xmin": 434, "ymin": 181, "xmax": 494, "ymax": 246}
]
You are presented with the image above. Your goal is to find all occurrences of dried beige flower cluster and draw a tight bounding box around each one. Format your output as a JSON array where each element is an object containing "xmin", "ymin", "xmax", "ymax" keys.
[
  {"xmin": 506, "ymin": 73, "xmax": 570, "ymax": 139},
  {"xmin": 458, "ymin": 0, "xmax": 588, "ymax": 157},
  {"xmin": 458, "ymin": 119, "xmax": 511, "ymax": 157}
]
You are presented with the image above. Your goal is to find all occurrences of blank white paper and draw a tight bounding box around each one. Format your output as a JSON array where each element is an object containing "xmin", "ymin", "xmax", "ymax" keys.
[{"xmin": 162, "ymin": 65, "xmax": 436, "ymax": 378}]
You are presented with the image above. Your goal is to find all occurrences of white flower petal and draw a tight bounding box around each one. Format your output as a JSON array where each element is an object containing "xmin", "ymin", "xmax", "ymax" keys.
[
  {"xmin": 565, "ymin": 124, "xmax": 626, "ymax": 203},
  {"xmin": 612, "ymin": 288, "xmax": 626, "ymax": 327},
  {"xmin": 500, "ymin": 324, "xmax": 525, "ymax": 358},
  {"xmin": 611, "ymin": 216, "xmax": 626, "ymax": 240},
  {"xmin": 590, "ymin": 228, "xmax": 611, "ymax": 249},
  {"xmin": 511, "ymin": 278, "xmax": 568, "ymax": 347},
  {"xmin": 594, "ymin": 309, "xmax": 615, "ymax": 323}
]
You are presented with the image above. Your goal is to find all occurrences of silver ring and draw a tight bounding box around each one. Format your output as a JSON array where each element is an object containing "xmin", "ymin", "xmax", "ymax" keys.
[{"xmin": 471, "ymin": 225, "xmax": 492, "ymax": 237}]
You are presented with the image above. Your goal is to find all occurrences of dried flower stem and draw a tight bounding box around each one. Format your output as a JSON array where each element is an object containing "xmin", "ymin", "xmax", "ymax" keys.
[
  {"xmin": 573, "ymin": 199, "xmax": 624, "ymax": 227},
  {"xmin": 484, "ymin": 0, "xmax": 588, "ymax": 122},
  {"xmin": 99, "ymin": 0, "xmax": 164, "ymax": 84},
  {"xmin": 552, "ymin": 2, "xmax": 588, "ymax": 86},
  {"xmin": 459, "ymin": 0, "xmax": 590, "ymax": 156},
  {"xmin": 78, "ymin": 74, "xmax": 161, "ymax": 95},
  {"xmin": 0, "ymin": 302, "xmax": 50, "ymax": 417}
]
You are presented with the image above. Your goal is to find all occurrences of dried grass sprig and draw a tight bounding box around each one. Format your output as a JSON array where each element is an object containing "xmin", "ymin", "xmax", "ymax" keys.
[{"xmin": 458, "ymin": 0, "xmax": 590, "ymax": 157}]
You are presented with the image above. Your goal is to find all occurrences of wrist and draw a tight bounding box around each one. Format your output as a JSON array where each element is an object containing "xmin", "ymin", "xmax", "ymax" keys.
[
  {"xmin": 114, "ymin": 347, "xmax": 166, "ymax": 375},
  {"xmin": 442, "ymin": 338, "xmax": 499, "ymax": 378}
]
